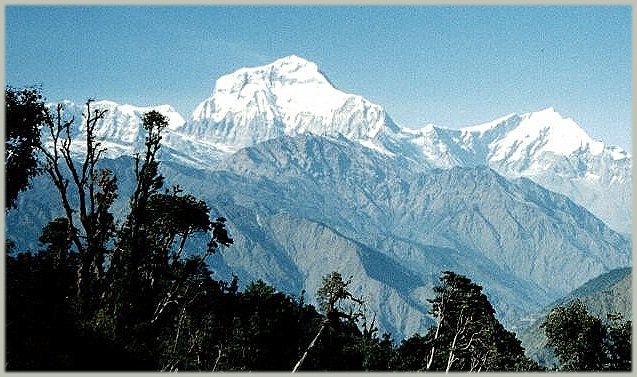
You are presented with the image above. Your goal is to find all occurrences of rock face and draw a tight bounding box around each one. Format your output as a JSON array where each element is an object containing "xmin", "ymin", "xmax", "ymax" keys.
[{"xmin": 11, "ymin": 55, "xmax": 630, "ymax": 342}]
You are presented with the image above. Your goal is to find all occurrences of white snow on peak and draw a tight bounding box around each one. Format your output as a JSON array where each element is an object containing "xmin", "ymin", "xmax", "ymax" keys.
[
  {"xmin": 460, "ymin": 112, "xmax": 518, "ymax": 135},
  {"xmin": 492, "ymin": 108, "xmax": 601, "ymax": 160},
  {"xmin": 193, "ymin": 55, "xmax": 330, "ymax": 122},
  {"xmin": 443, "ymin": 107, "xmax": 613, "ymax": 165},
  {"xmin": 84, "ymin": 101, "xmax": 185, "ymax": 130},
  {"xmin": 45, "ymin": 100, "xmax": 187, "ymax": 160},
  {"xmin": 194, "ymin": 54, "xmax": 336, "ymax": 122},
  {"xmin": 181, "ymin": 55, "xmax": 397, "ymax": 150},
  {"xmin": 89, "ymin": 101, "xmax": 185, "ymax": 142}
]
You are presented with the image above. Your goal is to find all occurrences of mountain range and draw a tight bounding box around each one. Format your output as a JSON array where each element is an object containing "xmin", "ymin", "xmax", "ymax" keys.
[
  {"xmin": 54, "ymin": 55, "xmax": 631, "ymax": 234},
  {"xmin": 7, "ymin": 55, "xmax": 631, "ymax": 341}
]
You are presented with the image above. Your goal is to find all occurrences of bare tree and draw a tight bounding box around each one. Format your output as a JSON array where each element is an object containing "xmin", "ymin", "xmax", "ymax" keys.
[{"xmin": 37, "ymin": 99, "xmax": 116, "ymax": 312}]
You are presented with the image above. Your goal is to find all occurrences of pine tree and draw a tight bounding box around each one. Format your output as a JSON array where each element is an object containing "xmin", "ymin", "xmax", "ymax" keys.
[{"xmin": 293, "ymin": 272, "xmax": 364, "ymax": 372}]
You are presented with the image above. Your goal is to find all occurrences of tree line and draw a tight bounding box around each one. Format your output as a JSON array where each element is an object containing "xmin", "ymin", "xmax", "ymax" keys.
[{"xmin": 4, "ymin": 86, "xmax": 631, "ymax": 371}]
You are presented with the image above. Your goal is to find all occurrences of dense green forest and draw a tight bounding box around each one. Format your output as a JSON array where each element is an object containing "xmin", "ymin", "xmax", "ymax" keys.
[{"xmin": 4, "ymin": 87, "xmax": 631, "ymax": 371}]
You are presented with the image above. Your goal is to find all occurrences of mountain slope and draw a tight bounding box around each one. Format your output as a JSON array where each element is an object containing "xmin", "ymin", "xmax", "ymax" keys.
[
  {"xmin": 174, "ymin": 133, "xmax": 631, "ymax": 340},
  {"xmin": 205, "ymin": 135, "xmax": 630, "ymax": 296},
  {"xmin": 7, "ymin": 132, "xmax": 630, "ymax": 341}
]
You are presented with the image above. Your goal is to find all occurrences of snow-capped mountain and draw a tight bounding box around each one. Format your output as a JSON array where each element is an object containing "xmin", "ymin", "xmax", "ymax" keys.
[
  {"xmin": 471, "ymin": 109, "xmax": 631, "ymax": 234},
  {"xmin": 168, "ymin": 55, "xmax": 631, "ymax": 233},
  {"xmin": 174, "ymin": 55, "xmax": 403, "ymax": 156},
  {"xmin": 400, "ymin": 108, "xmax": 632, "ymax": 233}
]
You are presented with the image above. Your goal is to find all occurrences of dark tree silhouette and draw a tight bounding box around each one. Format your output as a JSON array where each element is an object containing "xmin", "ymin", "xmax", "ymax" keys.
[
  {"xmin": 422, "ymin": 271, "xmax": 540, "ymax": 372},
  {"xmin": 5, "ymin": 86, "xmax": 47, "ymax": 210},
  {"xmin": 542, "ymin": 299, "xmax": 631, "ymax": 371},
  {"xmin": 36, "ymin": 98, "xmax": 116, "ymax": 314}
]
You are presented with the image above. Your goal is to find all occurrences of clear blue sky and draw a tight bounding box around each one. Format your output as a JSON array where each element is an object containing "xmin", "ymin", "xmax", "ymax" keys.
[{"xmin": 5, "ymin": 5, "xmax": 632, "ymax": 150}]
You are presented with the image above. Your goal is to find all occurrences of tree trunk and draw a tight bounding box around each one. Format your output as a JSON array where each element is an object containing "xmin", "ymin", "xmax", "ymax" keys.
[
  {"xmin": 426, "ymin": 311, "xmax": 444, "ymax": 370},
  {"xmin": 292, "ymin": 324, "xmax": 326, "ymax": 372}
]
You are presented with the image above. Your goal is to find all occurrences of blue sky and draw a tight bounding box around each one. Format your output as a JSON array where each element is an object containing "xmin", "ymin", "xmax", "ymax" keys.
[{"xmin": 5, "ymin": 5, "xmax": 632, "ymax": 150}]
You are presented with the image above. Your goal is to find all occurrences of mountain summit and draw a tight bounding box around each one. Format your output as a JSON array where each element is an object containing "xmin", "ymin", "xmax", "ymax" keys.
[
  {"xmin": 174, "ymin": 55, "xmax": 400, "ymax": 153},
  {"xmin": 460, "ymin": 107, "xmax": 621, "ymax": 169}
]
